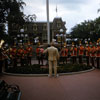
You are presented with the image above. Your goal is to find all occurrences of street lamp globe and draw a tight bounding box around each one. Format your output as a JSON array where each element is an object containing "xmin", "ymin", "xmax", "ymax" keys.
[
  {"xmin": 25, "ymin": 34, "xmax": 28, "ymax": 37},
  {"xmin": 17, "ymin": 34, "xmax": 20, "ymax": 37},
  {"xmin": 60, "ymin": 29, "xmax": 63, "ymax": 33},
  {"xmin": 20, "ymin": 29, "xmax": 24, "ymax": 33}
]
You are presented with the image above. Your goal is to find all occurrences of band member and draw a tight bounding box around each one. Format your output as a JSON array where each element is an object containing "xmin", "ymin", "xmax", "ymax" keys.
[
  {"xmin": 0, "ymin": 39, "xmax": 5, "ymax": 74},
  {"xmin": 0, "ymin": 48, "xmax": 3, "ymax": 74},
  {"xmin": 3, "ymin": 46, "xmax": 9, "ymax": 70},
  {"xmin": 85, "ymin": 44, "xmax": 90, "ymax": 66},
  {"xmin": 90, "ymin": 44, "xmax": 96, "ymax": 67},
  {"xmin": 96, "ymin": 43, "xmax": 100, "ymax": 68},
  {"xmin": 36, "ymin": 45, "xmax": 44, "ymax": 65},
  {"xmin": 23, "ymin": 47, "xmax": 28, "ymax": 66},
  {"xmin": 60, "ymin": 46, "xmax": 68, "ymax": 64},
  {"xmin": 70, "ymin": 43, "xmax": 77, "ymax": 64},
  {"xmin": 37, "ymin": 45, "xmax": 44, "ymax": 65},
  {"xmin": 78, "ymin": 43, "xmax": 84, "ymax": 64},
  {"xmin": 17, "ymin": 45, "xmax": 25, "ymax": 66},
  {"xmin": 26, "ymin": 44, "xmax": 33, "ymax": 65},
  {"xmin": 39, "ymin": 46, "xmax": 44, "ymax": 65},
  {"xmin": 36, "ymin": 46, "xmax": 41, "ymax": 65},
  {"xmin": 12, "ymin": 45, "xmax": 17, "ymax": 67}
]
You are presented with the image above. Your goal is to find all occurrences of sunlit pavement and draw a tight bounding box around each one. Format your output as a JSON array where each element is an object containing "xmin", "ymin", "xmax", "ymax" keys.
[{"xmin": 0, "ymin": 69, "xmax": 100, "ymax": 100}]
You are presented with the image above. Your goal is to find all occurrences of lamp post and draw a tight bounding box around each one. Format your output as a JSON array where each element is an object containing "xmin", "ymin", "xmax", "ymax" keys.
[
  {"xmin": 14, "ymin": 37, "xmax": 17, "ymax": 45},
  {"xmin": 60, "ymin": 29, "xmax": 64, "ymax": 49},
  {"xmin": 46, "ymin": 0, "xmax": 50, "ymax": 44},
  {"xmin": 56, "ymin": 34, "xmax": 60, "ymax": 43},
  {"xmin": 60, "ymin": 34, "xmax": 63, "ymax": 49},
  {"xmin": 20, "ymin": 29, "xmax": 24, "ymax": 45},
  {"xmin": 34, "ymin": 37, "xmax": 39, "ymax": 45},
  {"xmin": 25, "ymin": 34, "xmax": 28, "ymax": 43}
]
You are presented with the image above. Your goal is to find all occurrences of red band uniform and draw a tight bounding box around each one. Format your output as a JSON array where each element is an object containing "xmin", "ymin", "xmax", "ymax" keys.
[{"xmin": 60, "ymin": 46, "xmax": 68, "ymax": 64}]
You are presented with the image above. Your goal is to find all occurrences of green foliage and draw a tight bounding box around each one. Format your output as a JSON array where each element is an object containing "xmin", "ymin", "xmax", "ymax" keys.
[
  {"xmin": 6, "ymin": 64, "xmax": 92, "ymax": 74},
  {"xmin": 7, "ymin": 64, "xmax": 49, "ymax": 74},
  {"xmin": 58, "ymin": 63, "xmax": 91, "ymax": 73},
  {"xmin": 70, "ymin": 17, "xmax": 100, "ymax": 42},
  {"xmin": 0, "ymin": 0, "xmax": 26, "ymax": 40}
]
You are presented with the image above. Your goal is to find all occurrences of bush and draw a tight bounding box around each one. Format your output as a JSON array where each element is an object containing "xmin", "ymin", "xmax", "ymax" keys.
[
  {"xmin": 6, "ymin": 64, "xmax": 92, "ymax": 74},
  {"xmin": 58, "ymin": 63, "xmax": 92, "ymax": 73}
]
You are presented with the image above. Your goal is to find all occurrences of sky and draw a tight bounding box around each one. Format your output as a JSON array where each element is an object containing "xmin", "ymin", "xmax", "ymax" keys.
[{"xmin": 23, "ymin": 0, "xmax": 100, "ymax": 33}]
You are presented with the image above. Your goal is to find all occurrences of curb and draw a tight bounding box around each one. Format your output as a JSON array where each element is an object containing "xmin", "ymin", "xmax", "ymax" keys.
[
  {"xmin": 59, "ymin": 67, "xmax": 95, "ymax": 76},
  {"xmin": 3, "ymin": 67, "xmax": 95, "ymax": 77}
]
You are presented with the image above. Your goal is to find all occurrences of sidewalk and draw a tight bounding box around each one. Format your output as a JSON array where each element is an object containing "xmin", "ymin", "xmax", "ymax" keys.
[{"xmin": 0, "ymin": 69, "xmax": 100, "ymax": 100}]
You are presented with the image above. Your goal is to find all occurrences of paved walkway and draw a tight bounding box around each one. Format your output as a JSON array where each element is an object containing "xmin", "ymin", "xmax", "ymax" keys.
[{"xmin": 0, "ymin": 69, "xmax": 100, "ymax": 100}]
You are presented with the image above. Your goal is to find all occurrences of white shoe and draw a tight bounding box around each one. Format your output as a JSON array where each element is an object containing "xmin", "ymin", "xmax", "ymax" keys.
[
  {"xmin": 54, "ymin": 74, "xmax": 59, "ymax": 78},
  {"xmin": 48, "ymin": 74, "xmax": 52, "ymax": 78}
]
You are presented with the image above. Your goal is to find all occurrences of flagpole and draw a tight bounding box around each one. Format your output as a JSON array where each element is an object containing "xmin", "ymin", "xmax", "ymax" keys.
[{"xmin": 46, "ymin": 0, "xmax": 50, "ymax": 44}]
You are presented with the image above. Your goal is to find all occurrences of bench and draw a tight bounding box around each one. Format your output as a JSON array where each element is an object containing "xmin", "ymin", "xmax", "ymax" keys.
[{"xmin": 0, "ymin": 80, "xmax": 21, "ymax": 100}]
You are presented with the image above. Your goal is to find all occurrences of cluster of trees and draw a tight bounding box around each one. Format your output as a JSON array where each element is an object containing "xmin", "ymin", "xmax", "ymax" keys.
[
  {"xmin": 70, "ymin": 17, "xmax": 100, "ymax": 42},
  {"xmin": 0, "ymin": 0, "xmax": 25, "ymax": 40},
  {"xmin": 1, "ymin": 1, "xmax": 100, "ymax": 44},
  {"xmin": 0, "ymin": 0, "xmax": 37, "ymax": 44}
]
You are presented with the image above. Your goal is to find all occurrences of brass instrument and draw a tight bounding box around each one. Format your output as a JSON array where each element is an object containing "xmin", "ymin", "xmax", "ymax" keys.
[
  {"xmin": 0, "ymin": 40, "xmax": 11, "ymax": 62},
  {"xmin": 0, "ymin": 40, "xmax": 4, "ymax": 48}
]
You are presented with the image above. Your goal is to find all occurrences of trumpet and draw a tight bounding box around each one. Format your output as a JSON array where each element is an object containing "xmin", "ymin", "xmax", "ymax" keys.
[
  {"xmin": 0, "ymin": 40, "xmax": 11, "ymax": 61},
  {"xmin": 0, "ymin": 47, "xmax": 11, "ymax": 61},
  {"xmin": 0, "ymin": 40, "xmax": 5, "ymax": 48}
]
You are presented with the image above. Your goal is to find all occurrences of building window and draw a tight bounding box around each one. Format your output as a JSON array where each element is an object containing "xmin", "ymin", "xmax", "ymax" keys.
[
  {"xmin": 33, "ymin": 24, "xmax": 37, "ymax": 31},
  {"xmin": 57, "ymin": 22, "xmax": 61, "ymax": 28},
  {"xmin": 42, "ymin": 32, "xmax": 47, "ymax": 39},
  {"xmin": 24, "ymin": 25, "xmax": 27, "ymax": 31},
  {"xmin": 43, "ymin": 24, "xmax": 47, "ymax": 30}
]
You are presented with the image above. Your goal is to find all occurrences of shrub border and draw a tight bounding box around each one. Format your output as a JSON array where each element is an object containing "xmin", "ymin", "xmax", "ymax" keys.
[{"xmin": 2, "ymin": 67, "xmax": 95, "ymax": 77}]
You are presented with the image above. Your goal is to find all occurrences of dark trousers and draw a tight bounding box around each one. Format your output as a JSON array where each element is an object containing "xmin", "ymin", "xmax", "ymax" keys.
[
  {"xmin": 0, "ymin": 60, "xmax": 3, "ymax": 73},
  {"xmin": 40, "ymin": 56, "xmax": 44, "ymax": 65},
  {"xmin": 97, "ymin": 57, "xmax": 100, "ymax": 68},
  {"xmin": 86, "ymin": 56, "xmax": 89, "ymax": 66},
  {"xmin": 13, "ymin": 58, "xmax": 17, "ymax": 67},
  {"xmin": 28, "ymin": 57, "xmax": 32, "ymax": 65},
  {"xmin": 79, "ymin": 56, "xmax": 82, "ymax": 64},
  {"xmin": 21, "ymin": 58, "xmax": 25, "ymax": 66},
  {"xmin": 72, "ymin": 56, "xmax": 77, "ymax": 64},
  {"xmin": 4, "ymin": 59, "xmax": 8, "ymax": 71},
  {"xmin": 91, "ymin": 57, "xmax": 95, "ymax": 67},
  {"xmin": 37, "ymin": 56, "xmax": 44, "ymax": 65},
  {"xmin": 61, "ymin": 57, "xmax": 67, "ymax": 64}
]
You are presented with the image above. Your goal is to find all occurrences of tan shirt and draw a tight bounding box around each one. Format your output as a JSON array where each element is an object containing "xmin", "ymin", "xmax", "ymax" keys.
[{"xmin": 44, "ymin": 46, "xmax": 59, "ymax": 61}]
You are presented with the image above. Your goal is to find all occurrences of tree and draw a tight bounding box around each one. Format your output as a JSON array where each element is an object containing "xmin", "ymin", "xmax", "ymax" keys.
[
  {"xmin": 0, "ymin": 0, "xmax": 26, "ymax": 40},
  {"xmin": 70, "ymin": 17, "xmax": 100, "ymax": 42},
  {"xmin": 24, "ymin": 14, "xmax": 37, "ymax": 22}
]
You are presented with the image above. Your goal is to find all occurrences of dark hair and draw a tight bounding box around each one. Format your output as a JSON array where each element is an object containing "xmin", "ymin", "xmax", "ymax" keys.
[{"xmin": 47, "ymin": 44, "xmax": 50, "ymax": 47}]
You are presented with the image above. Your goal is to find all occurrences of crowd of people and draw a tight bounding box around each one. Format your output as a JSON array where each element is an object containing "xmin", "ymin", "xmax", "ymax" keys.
[
  {"xmin": 0, "ymin": 42, "xmax": 33, "ymax": 73},
  {"xmin": 36, "ymin": 42, "xmax": 100, "ymax": 68},
  {"xmin": 0, "ymin": 39, "xmax": 100, "ymax": 75},
  {"xmin": 59, "ymin": 42, "xmax": 100, "ymax": 68}
]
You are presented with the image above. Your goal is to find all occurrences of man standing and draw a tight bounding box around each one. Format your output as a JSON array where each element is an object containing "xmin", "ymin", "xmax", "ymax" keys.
[
  {"xmin": 26, "ymin": 44, "xmax": 33, "ymax": 65},
  {"xmin": 78, "ymin": 43, "xmax": 84, "ymax": 64},
  {"xmin": 96, "ymin": 43, "xmax": 100, "ymax": 68},
  {"xmin": 70, "ymin": 44, "xmax": 78, "ymax": 64},
  {"xmin": 60, "ymin": 46, "xmax": 68, "ymax": 64},
  {"xmin": 90, "ymin": 44, "xmax": 96, "ymax": 67},
  {"xmin": 85, "ymin": 44, "xmax": 90, "ymax": 66},
  {"xmin": 0, "ymin": 39, "xmax": 5, "ymax": 74},
  {"xmin": 43, "ymin": 42, "xmax": 59, "ymax": 77},
  {"xmin": 36, "ymin": 46, "xmax": 44, "ymax": 65},
  {"xmin": 0, "ymin": 48, "xmax": 3, "ymax": 74}
]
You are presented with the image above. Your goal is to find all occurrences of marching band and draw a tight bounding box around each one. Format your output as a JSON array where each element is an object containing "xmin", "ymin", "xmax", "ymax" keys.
[{"xmin": 0, "ymin": 39, "xmax": 100, "ymax": 74}]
